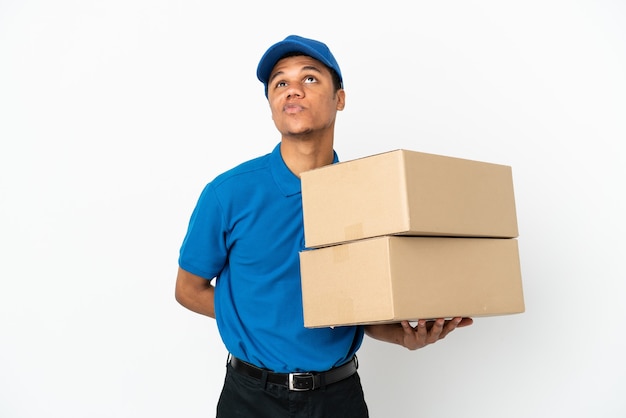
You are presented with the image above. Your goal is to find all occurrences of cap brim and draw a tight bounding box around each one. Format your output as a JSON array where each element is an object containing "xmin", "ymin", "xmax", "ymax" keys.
[{"xmin": 256, "ymin": 39, "xmax": 335, "ymax": 86}]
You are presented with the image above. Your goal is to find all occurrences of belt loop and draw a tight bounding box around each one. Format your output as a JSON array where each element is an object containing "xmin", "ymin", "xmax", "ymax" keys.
[
  {"xmin": 319, "ymin": 373, "xmax": 327, "ymax": 392},
  {"xmin": 260, "ymin": 370, "xmax": 268, "ymax": 389},
  {"xmin": 226, "ymin": 353, "xmax": 232, "ymax": 368}
]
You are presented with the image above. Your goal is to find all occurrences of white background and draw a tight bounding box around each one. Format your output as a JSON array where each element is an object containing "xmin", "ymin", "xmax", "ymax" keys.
[{"xmin": 1, "ymin": 1, "xmax": 625, "ymax": 417}]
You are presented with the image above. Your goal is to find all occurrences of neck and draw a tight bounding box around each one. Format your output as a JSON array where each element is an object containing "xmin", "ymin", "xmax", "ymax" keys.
[{"xmin": 280, "ymin": 135, "xmax": 334, "ymax": 178}]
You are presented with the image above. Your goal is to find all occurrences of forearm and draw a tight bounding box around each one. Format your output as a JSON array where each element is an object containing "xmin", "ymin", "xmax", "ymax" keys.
[
  {"xmin": 175, "ymin": 267, "xmax": 216, "ymax": 318},
  {"xmin": 364, "ymin": 323, "xmax": 406, "ymax": 346}
]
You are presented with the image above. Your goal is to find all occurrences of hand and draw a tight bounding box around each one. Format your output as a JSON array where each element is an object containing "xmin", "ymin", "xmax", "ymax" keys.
[{"xmin": 400, "ymin": 317, "xmax": 473, "ymax": 350}]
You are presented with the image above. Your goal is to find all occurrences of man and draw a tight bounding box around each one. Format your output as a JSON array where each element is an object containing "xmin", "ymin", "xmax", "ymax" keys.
[{"xmin": 175, "ymin": 34, "xmax": 472, "ymax": 418}]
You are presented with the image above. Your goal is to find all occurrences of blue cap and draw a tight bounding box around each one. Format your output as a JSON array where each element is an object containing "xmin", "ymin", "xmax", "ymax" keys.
[{"xmin": 256, "ymin": 35, "xmax": 343, "ymax": 97}]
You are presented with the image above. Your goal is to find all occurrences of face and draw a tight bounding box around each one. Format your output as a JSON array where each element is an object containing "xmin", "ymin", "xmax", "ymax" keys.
[{"xmin": 267, "ymin": 55, "xmax": 345, "ymax": 138}]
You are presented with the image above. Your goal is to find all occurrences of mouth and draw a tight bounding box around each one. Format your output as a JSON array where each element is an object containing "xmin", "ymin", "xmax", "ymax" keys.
[{"xmin": 284, "ymin": 104, "xmax": 304, "ymax": 114}]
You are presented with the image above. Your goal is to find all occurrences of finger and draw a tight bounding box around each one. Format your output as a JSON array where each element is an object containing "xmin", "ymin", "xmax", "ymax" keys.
[
  {"xmin": 457, "ymin": 317, "xmax": 474, "ymax": 328},
  {"xmin": 416, "ymin": 319, "xmax": 431, "ymax": 337},
  {"xmin": 439, "ymin": 317, "xmax": 462, "ymax": 339},
  {"xmin": 400, "ymin": 320, "xmax": 415, "ymax": 335},
  {"xmin": 448, "ymin": 317, "xmax": 463, "ymax": 328},
  {"xmin": 426, "ymin": 318, "xmax": 445, "ymax": 343}
]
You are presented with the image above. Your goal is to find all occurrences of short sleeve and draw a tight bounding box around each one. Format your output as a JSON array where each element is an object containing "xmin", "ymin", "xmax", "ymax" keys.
[{"xmin": 178, "ymin": 183, "xmax": 228, "ymax": 279}]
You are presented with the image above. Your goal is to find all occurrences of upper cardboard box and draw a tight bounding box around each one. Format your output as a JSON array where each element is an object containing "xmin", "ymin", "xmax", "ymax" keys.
[{"xmin": 301, "ymin": 149, "xmax": 518, "ymax": 248}]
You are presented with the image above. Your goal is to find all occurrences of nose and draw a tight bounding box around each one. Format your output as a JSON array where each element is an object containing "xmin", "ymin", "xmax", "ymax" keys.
[{"xmin": 286, "ymin": 84, "xmax": 304, "ymax": 99}]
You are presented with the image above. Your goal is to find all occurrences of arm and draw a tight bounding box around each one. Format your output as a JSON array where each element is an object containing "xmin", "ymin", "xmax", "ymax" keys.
[
  {"xmin": 364, "ymin": 317, "xmax": 473, "ymax": 350},
  {"xmin": 175, "ymin": 267, "xmax": 216, "ymax": 318}
]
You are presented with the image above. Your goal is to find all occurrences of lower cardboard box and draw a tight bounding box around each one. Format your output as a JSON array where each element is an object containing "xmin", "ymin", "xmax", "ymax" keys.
[{"xmin": 299, "ymin": 236, "xmax": 524, "ymax": 328}]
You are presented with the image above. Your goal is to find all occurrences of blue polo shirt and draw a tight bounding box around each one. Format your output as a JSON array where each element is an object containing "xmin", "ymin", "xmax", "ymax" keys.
[{"xmin": 179, "ymin": 143, "xmax": 364, "ymax": 373}]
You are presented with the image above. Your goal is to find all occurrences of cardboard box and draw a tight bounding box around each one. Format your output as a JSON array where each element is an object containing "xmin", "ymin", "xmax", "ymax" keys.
[
  {"xmin": 301, "ymin": 149, "xmax": 518, "ymax": 248},
  {"xmin": 299, "ymin": 236, "xmax": 524, "ymax": 328}
]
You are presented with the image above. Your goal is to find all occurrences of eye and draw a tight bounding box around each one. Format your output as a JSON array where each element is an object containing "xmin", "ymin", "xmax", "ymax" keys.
[
  {"xmin": 276, "ymin": 81, "xmax": 287, "ymax": 88},
  {"xmin": 303, "ymin": 76, "xmax": 317, "ymax": 84}
]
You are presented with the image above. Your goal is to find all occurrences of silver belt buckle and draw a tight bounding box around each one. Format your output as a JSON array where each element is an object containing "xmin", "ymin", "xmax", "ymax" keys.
[{"xmin": 288, "ymin": 372, "xmax": 315, "ymax": 391}]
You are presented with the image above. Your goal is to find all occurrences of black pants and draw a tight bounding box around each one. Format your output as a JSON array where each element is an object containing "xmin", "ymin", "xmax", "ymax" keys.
[{"xmin": 216, "ymin": 362, "xmax": 369, "ymax": 418}]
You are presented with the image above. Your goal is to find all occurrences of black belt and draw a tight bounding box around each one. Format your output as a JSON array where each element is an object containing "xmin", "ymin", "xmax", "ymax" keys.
[{"xmin": 229, "ymin": 355, "xmax": 358, "ymax": 391}]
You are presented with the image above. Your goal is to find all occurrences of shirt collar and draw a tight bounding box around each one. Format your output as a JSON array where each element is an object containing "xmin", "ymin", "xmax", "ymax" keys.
[{"xmin": 269, "ymin": 143, "xmax": 339, "ymax": 197}]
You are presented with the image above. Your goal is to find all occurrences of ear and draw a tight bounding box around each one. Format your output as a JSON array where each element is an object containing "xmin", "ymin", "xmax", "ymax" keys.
[{"xmin": 336, "ymin": 89, "xmax": 346, "ymax": 111}]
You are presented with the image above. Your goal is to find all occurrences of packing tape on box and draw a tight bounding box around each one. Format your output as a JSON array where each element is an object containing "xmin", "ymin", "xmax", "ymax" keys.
[{"xmin": 332, "ymin": 244, "xmax": 350, "ymax": 263}]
